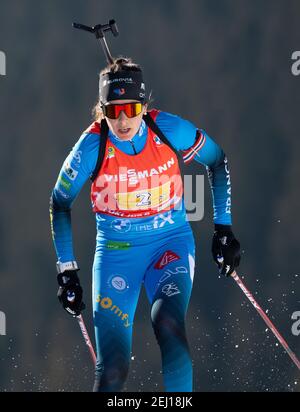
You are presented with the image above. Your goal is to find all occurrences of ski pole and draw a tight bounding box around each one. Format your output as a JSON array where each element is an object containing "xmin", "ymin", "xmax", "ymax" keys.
[
  {"xmin": 231, "ymin": 271, "xmax": 300, "ymax": 371},
  {"xmin": 76, "ymin": 314, "xmax": 97, "ymax": 366},
  {"xmin": 73, "ymin": 19, "xmax": 119, "ymax": 64}
]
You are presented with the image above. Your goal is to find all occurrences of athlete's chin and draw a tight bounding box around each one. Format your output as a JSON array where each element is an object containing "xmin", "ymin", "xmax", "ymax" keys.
[{"xmin": 116, "ymin": 129, "xmax": 136, "ymax": 141}]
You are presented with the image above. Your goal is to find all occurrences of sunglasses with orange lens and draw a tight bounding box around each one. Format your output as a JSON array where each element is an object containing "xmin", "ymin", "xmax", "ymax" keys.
[{"xmin": 102, "ymin": 102, "xmax": 143, "ymax": 119}]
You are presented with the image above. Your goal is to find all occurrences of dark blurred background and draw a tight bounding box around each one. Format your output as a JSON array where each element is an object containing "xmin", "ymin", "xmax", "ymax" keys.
[{"xmin": 0, "ymin": 0, "xmax": 299, "ymax": 392}]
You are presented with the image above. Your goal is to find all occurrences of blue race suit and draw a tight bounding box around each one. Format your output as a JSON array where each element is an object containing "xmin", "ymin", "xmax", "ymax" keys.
[{"xmin": 50, "ymin": 110, "xmax": 232, "ymax": 392}]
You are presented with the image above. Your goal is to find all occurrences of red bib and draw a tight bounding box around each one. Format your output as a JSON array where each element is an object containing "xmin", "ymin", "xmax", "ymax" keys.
[{"xmin": 91, "ymin": 110, "xmax": 183, "ymax": 218}]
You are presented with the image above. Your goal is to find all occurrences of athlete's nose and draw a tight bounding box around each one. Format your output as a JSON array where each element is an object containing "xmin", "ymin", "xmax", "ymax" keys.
[{"xmin": 118, "ymin": 110, "xmax": 129, "ymax": 125}]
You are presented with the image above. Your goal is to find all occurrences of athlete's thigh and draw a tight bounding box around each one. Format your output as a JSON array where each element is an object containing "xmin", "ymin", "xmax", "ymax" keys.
[
  {"xmin": 93, "ymin": 243, "xmax": 144, "ymax": 327},
  {"xmin": 144, "ymin": 232, "xmax": 196, "ymax": 310}
]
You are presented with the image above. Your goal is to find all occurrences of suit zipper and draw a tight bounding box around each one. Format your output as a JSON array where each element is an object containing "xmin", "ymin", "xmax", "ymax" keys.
[{"xmin": 129, "ymin": 140, "xmax": 137, "ymax": 155}]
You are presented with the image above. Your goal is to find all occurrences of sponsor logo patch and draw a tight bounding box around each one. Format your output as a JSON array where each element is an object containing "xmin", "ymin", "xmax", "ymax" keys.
[
  {"xmin": 113, "ymin": 88, "xmax": 126, "ymax": 96},
  {"xmin": 95, "ymin": 294, "xmax": 131, "ymax": 328},
  {"xmin": 107, "ymin": 147, "xmax": 115, "ymax": 159},
  {"xmin": 108, "ymin": 275, "xmax": 129, "ymax": 292},
  {"xmin": 56, "ymin": 187, "xmax": 70, "ymax": 199},
  {"xmin": 105, "ymin": 240, "xmax": 131, "ymax": 250},
  {"xmin": 153, "ymin": 135, "xmax": 163, "ymax": 145},
  {"xmin": 154, "ymin": 251, "xmax": 180, "ymax": 269},
  {"xmin": 64, "ymin": 162, "xmax": 78, "ymax": 181},
  {"xmin": 158, "ymin": 266, "xmax": 188, "ymax": 284},
  {"xmin": 59, "ymin": 176, "xmax": 71, "ymax": 191},
  {"xmin": 111, "ymin": 219, "xmax": 132, "ymax": 233},
  {"xmin": 73, "ymin": 151, "xmax": 82, "ymax": 165},
  {"xmin": 161, "ymin": 282, "xmax": 181, "ymax": 297}
]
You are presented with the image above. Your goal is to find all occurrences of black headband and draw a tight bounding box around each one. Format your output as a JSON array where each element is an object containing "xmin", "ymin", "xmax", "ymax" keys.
[{"xmin": 99, "ymin": 70, "xmax": 146, "ymax": 104}]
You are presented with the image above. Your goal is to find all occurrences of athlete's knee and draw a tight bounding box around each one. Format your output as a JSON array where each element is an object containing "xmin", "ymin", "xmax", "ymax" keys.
[
  {"xmin": 151, "ymin": 299, "xmax": 186, "ymax": 341},
  {"xmin": 93, "ymin": 359, "xmax": 130, "ymax": 392}
]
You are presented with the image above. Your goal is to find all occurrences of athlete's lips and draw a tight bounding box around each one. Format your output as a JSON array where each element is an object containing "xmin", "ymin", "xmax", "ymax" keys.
[{"xmin": 118, "ymin": 128, "xmax": 131, "ymax": 135}]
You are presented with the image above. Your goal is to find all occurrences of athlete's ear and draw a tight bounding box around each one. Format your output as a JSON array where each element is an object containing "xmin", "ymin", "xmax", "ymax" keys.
[{"xmin": 143, "ymin": 103, "xmax": 148, "ymax": 114}]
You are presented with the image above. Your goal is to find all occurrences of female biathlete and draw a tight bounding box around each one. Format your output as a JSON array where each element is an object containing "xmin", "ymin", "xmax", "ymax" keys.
[{"xmin": 50, "ymin": 57, "xmax": 241, "ymax": 392}]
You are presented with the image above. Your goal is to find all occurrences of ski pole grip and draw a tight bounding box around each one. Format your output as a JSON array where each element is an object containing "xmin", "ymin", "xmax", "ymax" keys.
[
  {"xmin": 109, "ymin": 19, "xmax": 119, "ymax": 37},
  {"xmin": 73, "ymin": 22, "xmax": 94, "ymax": 33}
]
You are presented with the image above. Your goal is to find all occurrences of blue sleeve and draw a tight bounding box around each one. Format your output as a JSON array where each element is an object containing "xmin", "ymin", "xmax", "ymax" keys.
[
  {"xmin": 156, "ymin": 111, "xmax": 232, "ymax": 225},
  {"xmin": 155, "ymin": 111, "xmax": 198, "ymax": 151},
  {"xmin": 50, "ymin": 131, "xmax": 99, "ymax": 263}
]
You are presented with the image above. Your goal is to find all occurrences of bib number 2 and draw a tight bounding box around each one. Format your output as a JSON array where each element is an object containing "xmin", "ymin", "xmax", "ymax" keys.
[{"xmin": 136, "ymin": 192, "xmax": 151, "ymax": 207}]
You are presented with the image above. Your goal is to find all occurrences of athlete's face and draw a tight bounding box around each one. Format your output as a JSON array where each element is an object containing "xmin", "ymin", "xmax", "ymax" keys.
[{"xmin": 103, "ymin": 99, "xmax": 147, "ymax": 141}]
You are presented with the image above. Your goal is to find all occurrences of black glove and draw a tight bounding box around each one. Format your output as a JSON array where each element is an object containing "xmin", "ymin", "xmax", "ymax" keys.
[
  {"xmin": 212, "ymin": 224, "xmax": 241, "ymax": 277},
  {"xmin": 57, "ymin": 270, "xmax": 85, "ymax": 316}
]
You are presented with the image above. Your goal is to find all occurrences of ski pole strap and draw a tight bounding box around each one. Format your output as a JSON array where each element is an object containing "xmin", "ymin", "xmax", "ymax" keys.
[
  {"xmin": 91, "ymin": 119, "xmax": 109, "ymax": 182},
  {"xmin": 231, "ymin": 271, "xmax": 300, "ymax": 370}
]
